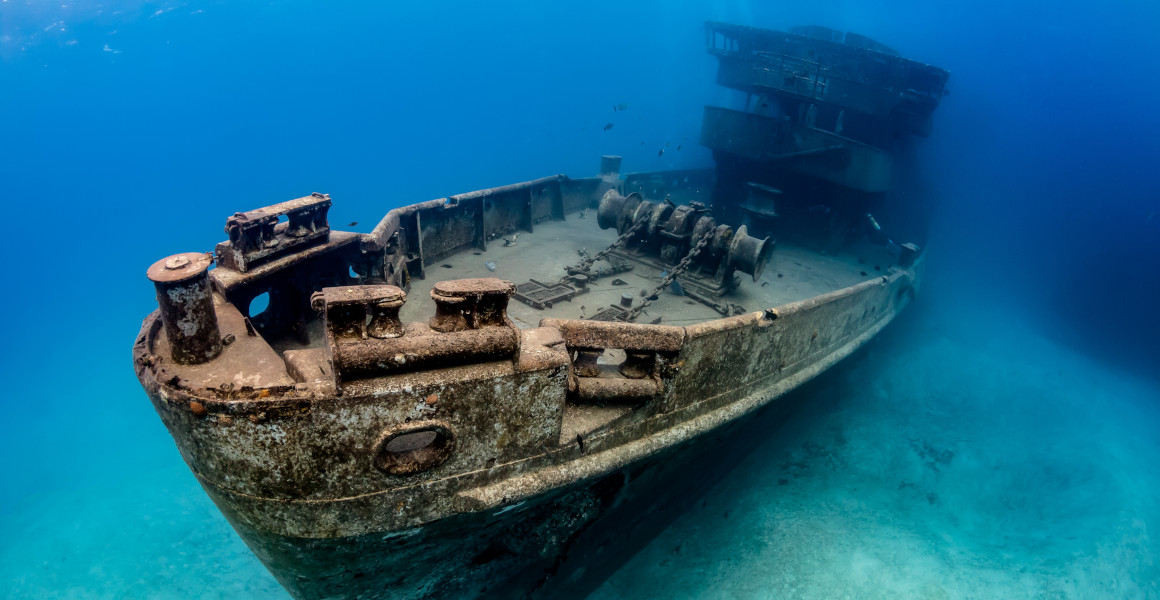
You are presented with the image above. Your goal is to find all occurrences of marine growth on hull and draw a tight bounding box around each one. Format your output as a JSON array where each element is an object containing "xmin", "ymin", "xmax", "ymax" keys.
[{"xmin": 132, "ymin": 20, "xmax": 945, "ymax": 600}]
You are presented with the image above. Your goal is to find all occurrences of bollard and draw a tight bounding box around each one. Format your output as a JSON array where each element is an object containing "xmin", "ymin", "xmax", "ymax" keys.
[
  {"xmin": 619, "ymin": 351, "xmax": 654, "ymax": 379},
  {"xmin": 147, "ymin": 252, "xmax": 223, "ymax": 365},
  {"xmin": 429, "ymin": 278, "xmax": 515, "ymax": 333},
  {"xmin": 573, "ymin": 349, "xmax": 603, "ymax": 378}
]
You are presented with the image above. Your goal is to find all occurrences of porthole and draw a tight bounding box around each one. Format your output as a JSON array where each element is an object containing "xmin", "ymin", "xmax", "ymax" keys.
[
  {"xmin": 248, "ymin": 291, "xmax": 270, "ymax": 318},
  {"xmin": 373, "ymin": 422, "xmax": 456, "ymax": 476}
]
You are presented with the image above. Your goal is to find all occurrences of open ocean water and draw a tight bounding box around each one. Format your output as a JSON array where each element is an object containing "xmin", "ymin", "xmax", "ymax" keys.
[{"xmin": 2, "ymin": 1, "xmax": 1159, "ymax": 598}]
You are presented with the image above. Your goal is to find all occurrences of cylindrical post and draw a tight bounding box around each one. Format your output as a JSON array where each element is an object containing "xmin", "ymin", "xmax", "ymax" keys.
[
  {"xmin": 429, "ymin": 278, "xmax": 515, "ymax": 332},
  {"xmin": 367, "ymin": 298, "xmax": 406, "ymax": 339},
  {"xmin": 428, "ymin": 294, "xmax": 469, "ymax": 333},
  {"xmin": 619, "ymin": 351, "xmax": 655, "ymax": 379},
  {"xmin": 147, "ymin": 252, "xmax": 222, "ymax": 365},
  {"xmin": 573, "ymin": 349, "xmax": 603, "ymax": 378},
  {"xmin": 600, "ymin": 155, "xmax": 622, "ymax": 177}
]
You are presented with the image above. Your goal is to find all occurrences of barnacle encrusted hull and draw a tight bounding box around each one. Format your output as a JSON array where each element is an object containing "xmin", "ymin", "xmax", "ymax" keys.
[{"xmin": 134, "ymin": 249, "xmax": 918, "ymax": 598}]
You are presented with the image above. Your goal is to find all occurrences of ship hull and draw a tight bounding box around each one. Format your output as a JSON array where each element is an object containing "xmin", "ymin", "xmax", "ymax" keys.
[
  {"xmin": 143, "ymin": 254, "xmax": 919, "ymax": 599},
  {"xmin": 216, "ymin": 406, "xmax": 791, "ymax": 600}
]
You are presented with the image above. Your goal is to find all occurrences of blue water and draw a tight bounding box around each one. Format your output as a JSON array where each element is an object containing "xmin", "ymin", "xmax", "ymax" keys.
[{"xmin": 2, "ymin": 1, "xmax": 1158, "ymax": 598}]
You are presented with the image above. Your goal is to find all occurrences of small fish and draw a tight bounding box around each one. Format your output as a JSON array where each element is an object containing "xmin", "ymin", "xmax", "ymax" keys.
[
  {"xmin": 658, "ymin": 148, "xmax": 664, "ymax": 157},
  {"xmin": 640, "ymin": 141, "xmax": 646, "ymax": 145},
  {"xmin": 603, "ymin": 123, "xmax": 614, "ymax": 131},
  {"xmin": 665, "ymin": 142, "xmax": 670, "ymax": 147},
  {"xmin": 348, "ymin": 221, "xmax": 358, "ymax": 227},
  {"xmin": 1147, "ymin": 211, "xmax": 1157, "ymax": 223},
  {"xmin": 613, "ymin": 102, "xmax": 629, "ymax": 112},
  {"xmin": 485, "ymin": 261, "xmax": 496, "ymax": 271}
]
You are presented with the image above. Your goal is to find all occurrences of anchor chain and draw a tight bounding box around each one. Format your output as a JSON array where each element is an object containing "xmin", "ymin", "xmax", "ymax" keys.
[
  {"xmin": 559, "ymin": 215, "xmax": 648, "ymax": 284},
  {"xmin": 625, "ymin": 234, "xmax": 712, "ymax": 322}
]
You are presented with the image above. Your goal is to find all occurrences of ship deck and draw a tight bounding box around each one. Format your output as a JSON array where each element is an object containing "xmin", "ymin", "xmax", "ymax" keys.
[{"xmin": 397, "ymin": 216, "xmax": 894, "ymax": 329}]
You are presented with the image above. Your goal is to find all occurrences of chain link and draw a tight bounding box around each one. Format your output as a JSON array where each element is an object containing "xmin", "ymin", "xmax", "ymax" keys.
[
  {"xmin": 558, "ymin": 216, "xmax": 648, "ymax": 285},
  {"xmin": 624, "ymin": 234, "xmax": 712, "ymax": 322}
]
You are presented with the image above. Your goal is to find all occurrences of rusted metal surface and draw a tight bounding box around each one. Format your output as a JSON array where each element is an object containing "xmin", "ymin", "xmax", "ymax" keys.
[
  {"xmin": 540, "ymin": 318, "xmax": 685, "ymax": 352},
  {"xmin": 146, "ymin": 252, "xmax": 222, "ymax": 365},
  {"xmin": 311, "ymin": 285, "xmax": 407, "ymax": 340},
  {"xmin": 134, "ymin": 199, "xmax": 921, "ymax": 599},
  {"xmin": 310, "ymin": 279, "xmax": 522, "ymax": 386},
  {"xmin": 337, "ymin": 327, "xmax": 520, "ymax": 378},
  {"xmin": 573, "ymin": 375, "xmax": 661, "ymax": 403},
  {"xmin": 360, "ymin": 174, "xmax": 602, "ymax": 290},
  {"xmin": 429, "ymin": 278, "xmax": 515, "ymax": 331},
  {"xmin": 513, "ymin": 279, "xmax": 585, "ymax": 310},
  {"xmin": 587, "ymin": 304, "xmax": 631, "ymax": 322},
  {"xmin": 594, "ymin": 190, "xmax": 773, "ymax": 303},
  {"xmin": 217, "ymin": 193, "xmax": 332, "ymax": 272}
]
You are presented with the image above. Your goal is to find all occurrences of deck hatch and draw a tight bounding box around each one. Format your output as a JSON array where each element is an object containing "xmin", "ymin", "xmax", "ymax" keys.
[{"xmin": 514, "ymin": 280, "xmax": 584, "ymax": 310}]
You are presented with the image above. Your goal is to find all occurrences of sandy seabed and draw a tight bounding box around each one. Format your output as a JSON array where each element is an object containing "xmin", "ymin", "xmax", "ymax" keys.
[
  {"xmin": 2, "ymin": 305, "xmax": 1157, "ymax": 599},
  {"xmin": 591, "ymin": 306, "xmax": 1160, "ymax": 599}
]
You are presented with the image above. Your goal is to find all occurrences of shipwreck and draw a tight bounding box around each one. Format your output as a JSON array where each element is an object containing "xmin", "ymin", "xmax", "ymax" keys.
[{"xmin": 133, "ymin": 23, "xmax": 948, "ymax": 599}]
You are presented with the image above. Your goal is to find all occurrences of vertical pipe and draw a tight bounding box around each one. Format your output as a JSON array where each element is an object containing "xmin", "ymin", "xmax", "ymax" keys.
[{"xmin": 147, "ymin": 252, "xmax": 223, "ymax": 365}]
